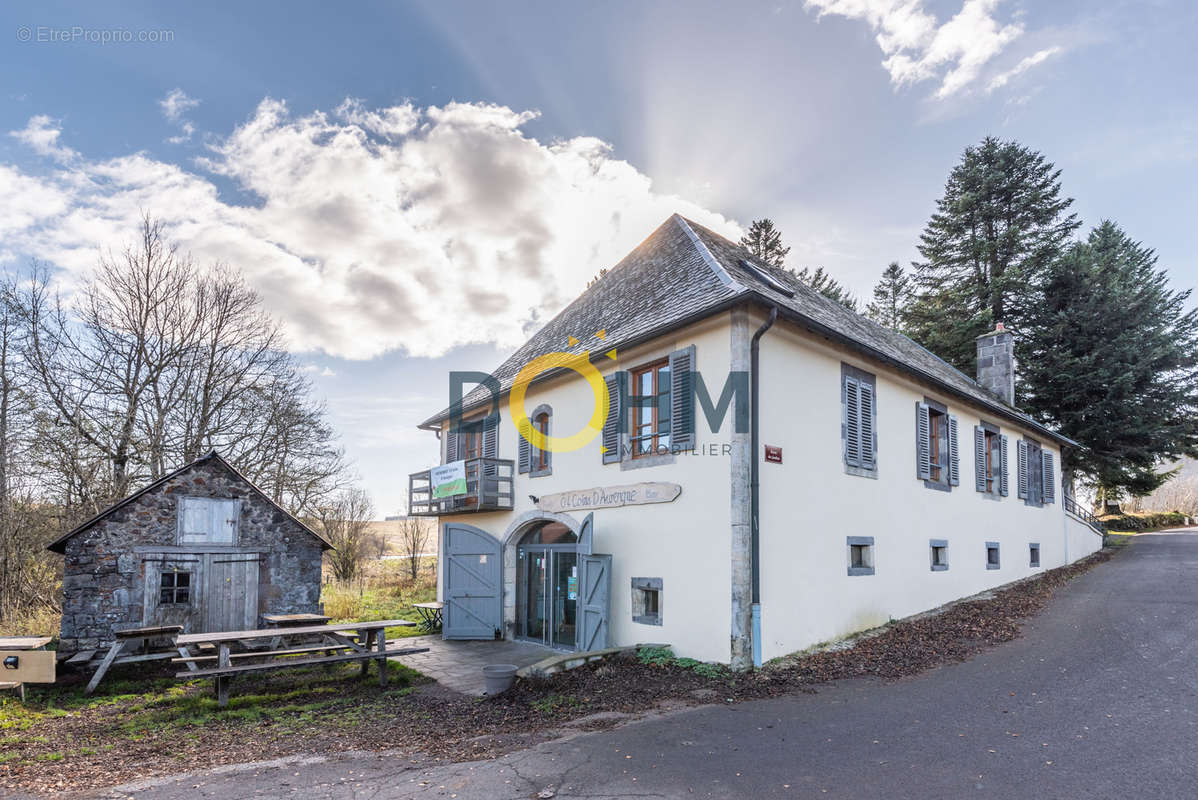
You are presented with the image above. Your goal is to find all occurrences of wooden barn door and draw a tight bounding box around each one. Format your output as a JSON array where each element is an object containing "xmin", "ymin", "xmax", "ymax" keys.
[
  {"xmin": 203, "ymin": 554, "xmax": 259, "ymax": 632},
  {"xmin": 442, "ymin": 523, "xmax": 502, "ymax": 640}
]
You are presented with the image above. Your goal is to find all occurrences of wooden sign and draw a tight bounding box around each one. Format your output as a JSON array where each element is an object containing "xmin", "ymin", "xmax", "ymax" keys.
[
  {"xmin": 0, "ymin": 650, "xmax": 56, "ymax": 684},
  {"xmin": 538, "ymin": 482, "xmax": 682, "ymax": 513},
  {"xmin": 764, "ymin": 445, "xmax": 782, "ymax": 464}
]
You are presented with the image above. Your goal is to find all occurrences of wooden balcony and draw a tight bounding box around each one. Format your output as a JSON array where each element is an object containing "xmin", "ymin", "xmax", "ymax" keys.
[{"xmin": 408, "ymin": 457, "xmax": 515, "ymax": 516}]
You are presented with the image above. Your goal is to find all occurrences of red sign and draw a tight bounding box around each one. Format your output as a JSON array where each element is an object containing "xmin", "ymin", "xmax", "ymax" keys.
[{"xmin": 764, "ymin": 445, "xmax": 782, "ymax": 464}]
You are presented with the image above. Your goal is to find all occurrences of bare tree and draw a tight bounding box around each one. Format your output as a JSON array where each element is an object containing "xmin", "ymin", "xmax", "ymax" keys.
[
  {"xmin": 318, "ymin": 488, "xmax": 375, "ymax": 583},
  {"xmin": 397, "ymin": 516, "xmax": 432, "ymax": 580}
]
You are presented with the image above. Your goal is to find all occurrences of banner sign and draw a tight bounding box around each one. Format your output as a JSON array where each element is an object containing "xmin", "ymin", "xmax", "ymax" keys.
[
  {"xmin": 537, "ymin": 482, "xmax": 681, "ymax": 513},
  {"xmin": 431, "ymin": 461, "xmax": 467, "ymax": 499}
]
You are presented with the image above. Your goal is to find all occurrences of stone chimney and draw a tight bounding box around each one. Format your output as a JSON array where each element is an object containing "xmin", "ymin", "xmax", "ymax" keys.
[{"xmin": 976, "ymin": 323, "xmax": 1015, "ymax": 405}]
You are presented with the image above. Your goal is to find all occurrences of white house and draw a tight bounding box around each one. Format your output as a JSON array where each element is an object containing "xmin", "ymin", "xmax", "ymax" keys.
[{"xmin": 409, "ymin": 214, "xmax": 1104, "ymax": 669}]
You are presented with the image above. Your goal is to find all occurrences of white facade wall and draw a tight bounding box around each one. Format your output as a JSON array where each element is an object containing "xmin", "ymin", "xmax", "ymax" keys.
[
  {"xmin": 432, "ymin": 306, "xmax": 1098, "ymax": 664},
  {"xmin": 439, "ymin": 315, "xmax": 736, "ymax": 664},
  {"xmin": 755, "ymin": 314, "xmax": 1082, "ymax": 661}
]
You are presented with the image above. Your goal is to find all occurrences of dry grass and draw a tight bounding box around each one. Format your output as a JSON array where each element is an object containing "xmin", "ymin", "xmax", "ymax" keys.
[
  {"xmin": 0, "ymin": 605, "xmax": 60, "ymax": 640},
  {"xmin": 320, "ymin": 556, "xmax": 437, "ymax": 639}
]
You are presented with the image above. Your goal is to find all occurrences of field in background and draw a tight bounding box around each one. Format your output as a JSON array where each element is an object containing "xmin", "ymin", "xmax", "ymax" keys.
[{"xmin": 321, "ymin": 556, "xmax": 437, "ymax": 639}]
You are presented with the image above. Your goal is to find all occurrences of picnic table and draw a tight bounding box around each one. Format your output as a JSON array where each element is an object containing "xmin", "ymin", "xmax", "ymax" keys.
[
  {"xmin": 0, "ymin": 636, "xmax": 54, "ymax": 701},
  {"xmin": 72, "ymin": 624, "xmax": 195, "ymax": 696},
  {"xmin": 412, "ymin": 601, "xmax": 443, "ymax": 633},
  {"xmin": 174, "ymin": 619, "xmax": 426, "ymax": 706},
  {"xmin": 262, "ymin": 613, "xmax": 331, "ymax": 627}
]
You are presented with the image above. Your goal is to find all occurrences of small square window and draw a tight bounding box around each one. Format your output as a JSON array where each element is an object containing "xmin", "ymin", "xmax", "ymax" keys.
[
  {"xmin": 632, "ymin": 577, "xmax": 662, "ymax": 625},
  {"xmin": 1029, "ymin": 543, "xmax": 1041, "ymax": 568},
  {"xmin": 159, "ymin": 570, "xmax": 192, "ymax": 605},
  {"xmin": 847, "ymin": 536, "xmax": 875, "ymax": 576},
  {"xmin": 930, "ymin": 539, "xmax": 948, "ymax": 571},
  {"xmin": 985, "ymin": 542, "xmax": 1001, "ymax": 570}
]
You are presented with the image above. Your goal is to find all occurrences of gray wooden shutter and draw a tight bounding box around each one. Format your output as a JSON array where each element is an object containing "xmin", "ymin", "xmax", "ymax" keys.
[
  {"xmin": 859, "ymin": 383, "xmax": 875, "ymax": 469},
  {"xmin": 669, "ymin": 345, "xmax": 695, "ymax": 452},
  {"xmin": 844, "ymin": 376, "xmax": 861, "ymax": 467},
  {"xmin": 999, "ymin": 435, "xmax": 1010, "ymax": 496},
  {"xmin": 1017, "ymin": 440, "xmax": 1029, "ymax": 500},
  {"xmin": 948, "ymin": 415, "xmax": 960, "ymax": 486},
  {"xmin": 915, "ymin": 402, "xmax": 931, "ymax": 480},
  {"xmin": 444, "ymin": 429, "xmax": 458, "ymax": 463},
  {"xmin": 1042, "ymin": 451, "xmax": 1056, "ymax": 503},
  {"xmin": 482, "ymin": 413, "xmax": 499, "ymax": 476},
  {"xmin": 974, "ymin": 426, "xmax": 987, "ymax": 492},
  {"xmin": 516, "ymin": 417, "xmax": 531, "ymax": 474},
  {"xmin": 601, "ymin": 372, "xmax": 624, "ymax": 464}
]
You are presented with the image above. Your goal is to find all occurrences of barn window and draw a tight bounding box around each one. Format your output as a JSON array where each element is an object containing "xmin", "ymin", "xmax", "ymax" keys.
[
  {"xmin": 178, "ymin": 497, "xmax": 240, "ymax": 545},
  {"xmin": 159, "ymin": 570, "xmax": 191, "ymax": 605}
]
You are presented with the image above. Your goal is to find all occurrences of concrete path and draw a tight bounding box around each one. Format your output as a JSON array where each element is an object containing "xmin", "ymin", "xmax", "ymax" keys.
[
  {"xmin": 391, "ymin": 635, "xmax": 551, "ymax": 695},
  {"xmin": 102, "ymin": 532, "xmax": 1198, "ymax": 799}
]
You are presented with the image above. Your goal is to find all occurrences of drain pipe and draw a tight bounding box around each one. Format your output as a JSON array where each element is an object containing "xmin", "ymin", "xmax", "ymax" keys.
[{"xmin": 750, "ymin": 306, "xmax": 777, "ymax": 669}]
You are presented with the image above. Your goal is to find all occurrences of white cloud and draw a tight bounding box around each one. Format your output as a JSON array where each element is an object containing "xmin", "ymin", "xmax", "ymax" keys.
[
  {"xmin": 0, "ymin": 99, "xmax": 740, "ymax": 360},
  {"xmin": 159, "ymin": 88, "xmax": 200, "ymax": 143},
  {"xmin": 9, "ymin": 115, "xmax": 78, "ymax": 163},
  {"xmin": 987, "ymin": 46, "xmax": 1061, "ymax": 91},
  {"xmin": 806, "ymin": 0, "xmax": 1043, "ymax": 98}
]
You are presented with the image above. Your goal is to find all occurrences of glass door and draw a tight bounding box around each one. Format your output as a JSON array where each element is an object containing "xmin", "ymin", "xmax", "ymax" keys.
[
  {"xmin": 552, "ymin": 551, "xmax": 578, "ymax": 648},
  {"xmin": 520, "ymin": 549, "xmax": 548, "ymax": 642},
  {"xmin": 518, "ymin": 547, "xmax": 578, "ymax": 649}
]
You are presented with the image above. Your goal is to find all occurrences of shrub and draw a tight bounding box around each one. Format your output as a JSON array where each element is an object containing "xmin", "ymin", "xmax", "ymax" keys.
[
  {"xmin": 1099, "ymin": 510, "xmax": 1188, "ymax": 532},
  {"xmin": 636, "ymin": 646, "xmax": 675, "ymax": 667}
]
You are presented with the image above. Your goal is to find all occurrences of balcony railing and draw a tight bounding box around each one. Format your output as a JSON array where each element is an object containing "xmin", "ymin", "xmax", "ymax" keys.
[
  {"xmin": 408, "ymin": 457, "xmax": 515, "ymax": 516},
  {"xmin": 1065, "ymin": 495, "xmax": 1106, "ymax": 535}
]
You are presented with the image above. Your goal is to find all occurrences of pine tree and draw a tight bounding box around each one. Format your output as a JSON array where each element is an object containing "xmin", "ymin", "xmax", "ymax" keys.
[
  {"xmin": 791, "ymin": 266, "xmax": 858, "ymax": 311},
  {"xmin": 1020, "ymin": 221, "xmax": 1198, "ymax": 499},
  {"xmin": 865, "ymin": 262, "xmax": 912, "ymax": 330},
  {"xmin": 739, "ymin": 218, "xmax": 790, "ymax": 268},
  {"xmin": 906, "ymin": 137, "xmax": 1080, "ymax": 370}
]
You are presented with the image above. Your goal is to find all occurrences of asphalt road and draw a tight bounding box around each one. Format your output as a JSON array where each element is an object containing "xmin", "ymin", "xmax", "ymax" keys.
[{"xmin": 101, "ymin": 532, "xmax": 1198, "ymax": 800}]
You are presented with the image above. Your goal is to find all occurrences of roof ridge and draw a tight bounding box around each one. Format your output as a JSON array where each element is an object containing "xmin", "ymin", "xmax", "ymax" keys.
[{"xmin": 673, "ymin": 214, "xmax": 743, "ymax": 290}]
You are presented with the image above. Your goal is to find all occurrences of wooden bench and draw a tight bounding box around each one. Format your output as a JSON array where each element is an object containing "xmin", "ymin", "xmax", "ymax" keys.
[
  {"xmin": 76, "ymin": 625, "xmax": 193, "ymax": 696},
  {"xmin": 175, "ymin": 619, "xmax": 419, "ymax": 706}
]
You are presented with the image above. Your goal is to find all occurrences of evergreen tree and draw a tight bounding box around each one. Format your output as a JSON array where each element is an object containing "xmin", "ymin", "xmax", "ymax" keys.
[
  {"xmin": 739, "ymin": 218, "xmax": 790, "ymax": 267},
  {"xmin": 1020, "ymin": 221, "xmax": 1198, "ymax": 499},
  {"xmin": 791, "ymin": 266, "xmax": 858, "ymax": 311},
  {"xmin": 865, "ymin": 262, "xmax": 913, "ymax": 330},
  {"xmin": 907, "ymin": 137, "xmax": 1080, "ymax": 370}
]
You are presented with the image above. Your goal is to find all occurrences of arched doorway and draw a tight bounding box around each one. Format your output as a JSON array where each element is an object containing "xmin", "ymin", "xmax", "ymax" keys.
[{"xmin": 516, "ymin": 520, "xmax": 579, "ymax": 649}]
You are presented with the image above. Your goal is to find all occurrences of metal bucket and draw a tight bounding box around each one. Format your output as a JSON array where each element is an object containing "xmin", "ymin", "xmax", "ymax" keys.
[{"xmin": 482, "ymin": 663, "xmax": 519, "ymax": 695}]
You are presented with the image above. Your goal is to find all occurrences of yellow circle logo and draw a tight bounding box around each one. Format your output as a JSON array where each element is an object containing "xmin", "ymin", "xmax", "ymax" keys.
[{"xmin": 508, "ymin": 351, "xmax": 609, "ymax": 454}]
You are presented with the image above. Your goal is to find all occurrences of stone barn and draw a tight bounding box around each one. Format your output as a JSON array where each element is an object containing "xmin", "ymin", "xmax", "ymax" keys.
[{"xmin": 48, "ymin": 451, "xmax": 331, "ymax": 653}]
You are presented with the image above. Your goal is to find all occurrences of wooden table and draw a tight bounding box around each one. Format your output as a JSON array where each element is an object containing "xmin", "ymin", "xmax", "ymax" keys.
[
  {"xmin": 412, "ymin": 601, "xmax": 444, "ymax": 633},
  {"xmin": 0, "ymin": 637, "xmax": 54, "ymax": 701},
  {"xmin": 262, "ymin": 613, "xmax": 332, "ymax": 627},
  {"xmin": 76, "ymin": 624, "xmax": 193, "ymax": 696},
  {"xmin": 175, "ymin": 620, "xmax": 423, "ymax": 706}
]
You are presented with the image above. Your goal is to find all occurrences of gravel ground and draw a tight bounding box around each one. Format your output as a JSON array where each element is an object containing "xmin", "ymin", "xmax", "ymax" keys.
[{"xmin": 1, "ymin": 548, "xmax": 1114, "ymax": 796}]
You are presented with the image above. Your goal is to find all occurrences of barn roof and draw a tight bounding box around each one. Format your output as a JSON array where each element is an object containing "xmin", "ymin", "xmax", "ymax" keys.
[
  {"xmin": 46, "ymin": 451, "xmax": 332, "ymax": 554},
  {"xmin": 420, "ymin": 213, "xmax": 1075, "ymax": 448}
]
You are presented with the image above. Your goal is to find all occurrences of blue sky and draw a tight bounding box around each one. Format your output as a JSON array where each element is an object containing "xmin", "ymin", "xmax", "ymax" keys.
[{"xmin": 1, "ymin": 0, "xmax": 1195, "ymax": 515}]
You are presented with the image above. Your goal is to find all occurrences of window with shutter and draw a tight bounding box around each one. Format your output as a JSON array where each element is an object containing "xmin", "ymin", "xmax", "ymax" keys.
[
  {"xmin": 517, "ymin": 417, "xmax": 531, "ymax": 474},
  {"xmin": 1017, "ymin": 439, "xmax": 1029, "ymax": 500},
  {"xmin": 528, "ymin": 405, "xmax": 552, "ymax": 477},
  {"xmin": 999, "ymin": 435, "xmax": 1009, "ymax": 496},
  {"xmin": 947, "ymin": 416, "xmax": 960, "ymax": 486},
  {"xmin": 630, "ymin": 359, "xmax": 671, "ymax": 457},
  {"xmin": 668, "ymin": 346, "xmax": 695, "ymax": 452},
  {"xmin": 917, "ymin": 398, "xmax": 953, "ymax": 491},
  {"xmin": 841, "ymin": 364, "xmax": 877, "ymax": 477},
  {"xmin": 974, "ymin": 426, "xmax": 988, "ymax": 492},
  {"xmin": 444, "ymin": 429, "xmax": 458, "ymax": 463},
  {"xmin": 601, "ymin": 372, "xmax": 625, "ymax": 464},
  {"xmin": 977, "ymin": 421, "xmax": 1003, "ymax": 497},
  {"xmin": 1042, "ymin": 451, "xmax": 1055, "ymax": 504},
  {"xmin": 178, "ymin": 497, "xmax": 239, "ymax": 545},
  {"xmin": 1020, "ymin": 439, "xmax": 1044, "ymax": 506}
]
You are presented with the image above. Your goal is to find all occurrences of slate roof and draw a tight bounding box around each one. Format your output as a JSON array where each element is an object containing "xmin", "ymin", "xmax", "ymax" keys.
[
  {"xmin": 422, "ymin": 214, "xmax": 1074, "ymax": 447},
  {"xmin": 47, "ymin": 451, "xmax": 332, "ymax": 554}
]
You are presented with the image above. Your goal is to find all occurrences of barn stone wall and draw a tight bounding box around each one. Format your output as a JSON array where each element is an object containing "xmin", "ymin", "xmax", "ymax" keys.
[{"xmin": 59, "ymin": 457, "xmax": 325, "ymax": 652}]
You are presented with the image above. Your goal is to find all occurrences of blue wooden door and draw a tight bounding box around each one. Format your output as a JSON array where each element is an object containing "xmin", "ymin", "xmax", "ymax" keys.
[
  {"xmin": 442, "ymin": 523, "xmax": 502, "ymax": 640},
  {"xmin": 577, "ymin": 553, "xmax": 611, "ymax": 651}
]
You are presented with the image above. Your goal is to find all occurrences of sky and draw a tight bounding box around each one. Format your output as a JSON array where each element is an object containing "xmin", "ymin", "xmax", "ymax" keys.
[{"xmin": 1, "ymin": 0, "xmax": 1195, "ymax": 516}]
